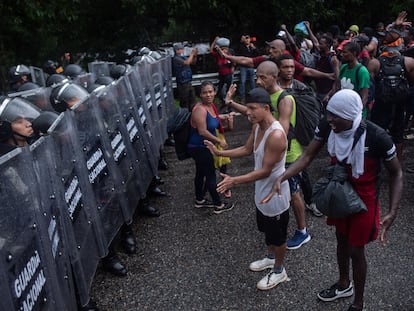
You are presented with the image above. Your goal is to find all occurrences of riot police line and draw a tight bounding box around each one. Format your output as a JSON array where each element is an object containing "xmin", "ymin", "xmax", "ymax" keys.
[{"xmin": 0, "ymin": 54, "xmax": 174, "ymax": 311}]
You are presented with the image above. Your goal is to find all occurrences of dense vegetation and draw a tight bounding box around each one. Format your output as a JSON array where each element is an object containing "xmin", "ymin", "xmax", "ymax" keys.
[{"xmin": 0, "ymin": 0, "xmax": 412, "ymax": 90}]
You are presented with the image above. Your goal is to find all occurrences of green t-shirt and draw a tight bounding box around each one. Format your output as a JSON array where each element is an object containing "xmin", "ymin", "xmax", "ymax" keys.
[
  {"xmin": 270, "ymin": 90, "xmax": 302, "ymax": 163},
  {"xmin": 339, "ymin": 63, "xmax": 370, "ymax": 118}
]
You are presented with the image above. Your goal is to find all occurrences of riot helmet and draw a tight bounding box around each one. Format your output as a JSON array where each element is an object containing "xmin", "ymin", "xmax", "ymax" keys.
[
  {"xmin": 31, "ymin": 111, "xmax": 59, "ymax": 134},
  {"xmin": 8, "ymin": 64, "xmax": 31, "ymax": 91},
  {"xmin": 46, "ymin": 73, "xmax": 69, "ymax": 87},
  {"xmin": 110, "ymin": 64, "xmax": 130, "ymax": 80},
  {"xmin": 95, "ymin": 75, "xmax": 115, "ymax": 86},
  {"xmin": 63, "ymin": 64, "xmax": 85, "ymax": 78},
  {"xmin": 87, "ymin": 83, "xmax": 106, "ymax": 94},
  {"xmin": 43, "ymin": 60, "xmax": 60, "ymax": 75},
  {"xmin": 50, "ymin": 82, "xmax": 89, "ymax": 113}
]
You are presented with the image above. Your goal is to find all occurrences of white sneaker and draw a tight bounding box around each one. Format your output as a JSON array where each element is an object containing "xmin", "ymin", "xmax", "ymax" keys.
[
  {"xmin": 249, "ymin": 257, "xmax": 275, "ymax": 272},
  {"xmin": 256, "ymin": 268, "xmax": 288, "ymax": 290},
  {"xmin": 306, "ymin": 203, "xmax": 323, "ymax": 217}
]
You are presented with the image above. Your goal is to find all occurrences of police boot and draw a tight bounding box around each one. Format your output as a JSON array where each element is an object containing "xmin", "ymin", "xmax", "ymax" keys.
[
  {"xmin": 137, "ymin": 196, "xmax": 160, "ymax": 217},
  {"xmin": 78, "ymin": 298, "xmax": 99, "ymax": 311},
  {"xmin": 148, "ymin": 177, "xmax": 167, "ymax": 197},
  {"xmin": 120, "ymin": 223, "xmax": 137, "ymax": 255},
  {"xmin": 158, "ymin": 148, "xmax": 169, "ymax": 170},
  {"xmin": 102, "ymin": 243, "xmax": 127, "ymax": 277}
]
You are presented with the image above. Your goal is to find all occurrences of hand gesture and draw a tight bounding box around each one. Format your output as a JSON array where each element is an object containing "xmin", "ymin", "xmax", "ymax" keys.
[
  {"xmin": 204, "ymin": 140, "xmax": 218, "ymax": 155},
  {"xmin": 225, "ymin": 84, "xmax": 237, "ymax": 103},
  {"xmin": 217, "ymin": 173, "xmax": 234, "ymax": 193},
  {"xmin": 259, "ymin": 177, "xmax": 282, "ymax": 204}
]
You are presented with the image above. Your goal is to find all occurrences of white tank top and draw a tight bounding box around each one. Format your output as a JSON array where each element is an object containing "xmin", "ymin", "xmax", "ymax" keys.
[{"xmin": 254, "ymin": 121, "xmax": 291, "ymax": 217}]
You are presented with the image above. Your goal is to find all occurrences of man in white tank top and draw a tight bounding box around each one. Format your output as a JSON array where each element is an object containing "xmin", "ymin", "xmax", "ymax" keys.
[{"xmin": 205, "ymin": 87, "xmax": 291, "ymax": 291}]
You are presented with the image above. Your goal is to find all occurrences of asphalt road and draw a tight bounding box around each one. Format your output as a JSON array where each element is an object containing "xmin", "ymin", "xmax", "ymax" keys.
[{"xmin": 90, "ymin": 115, "xmax": 414, "ymax": 311}]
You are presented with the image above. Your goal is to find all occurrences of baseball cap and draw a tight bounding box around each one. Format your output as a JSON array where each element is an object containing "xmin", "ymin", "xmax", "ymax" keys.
[
  {"xmin": 246, "ymin": 87, "xmax": 273, "ymax": 111},
  {"xmin": 216, "ymin": 37, "xmax": 230, "ymax": 47},
  {"xmin": 349, "ymin": 25, "xmax": 359, "ymax": 34},
  {"xmin": 173, "ymin": 43, "xmax": 184, "ymax": 50}
]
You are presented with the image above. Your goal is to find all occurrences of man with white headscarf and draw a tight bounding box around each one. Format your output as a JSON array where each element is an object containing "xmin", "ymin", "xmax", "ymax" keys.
[{"xmin": 260, "ymin": 89, "xmax": 402, "ymax": 311}]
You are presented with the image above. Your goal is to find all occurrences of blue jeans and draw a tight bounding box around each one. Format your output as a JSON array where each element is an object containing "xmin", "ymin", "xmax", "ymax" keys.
[
  {"xmin": 188, "ymin": 147, "xmax": 221, "ymax": 205},
  {"xmin": 239, "ymin": 66, "xmax": 256, "ymax": 99}
]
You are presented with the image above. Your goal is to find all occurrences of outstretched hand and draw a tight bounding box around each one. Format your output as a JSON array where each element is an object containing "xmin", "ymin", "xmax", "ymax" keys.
[
  {"xmin": 217, "ymin": 173, "xmax": 234, "ymax": 193},
  {"xmin": 204, "ymin": 140, "xmax": 218, "ymax": 155},
  {"xmin": 259, "ymin": 178, "xmax": 282, "ymax": 204}
]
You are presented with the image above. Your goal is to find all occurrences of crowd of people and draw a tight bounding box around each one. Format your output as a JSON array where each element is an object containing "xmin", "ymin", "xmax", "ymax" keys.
[
  {"xmin": 1, "ymin": 9, "xmax": 413, "ymax": 311},
  {"xmin": 172, "ymin": 10, "xmax": 413, "ymax": 311}
]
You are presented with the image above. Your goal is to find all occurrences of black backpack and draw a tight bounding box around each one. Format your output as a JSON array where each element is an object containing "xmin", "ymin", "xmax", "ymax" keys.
[
  {"xmin": 376, "ymin": 54, "xmax": 410, "ymax": 101},
  {"xmin": 276, "ymin": 80, "xmax": 322, "ymax": 146},
  {"xmin": 169, "ymin": 107, "xmax": 192, "ymax": 160}
]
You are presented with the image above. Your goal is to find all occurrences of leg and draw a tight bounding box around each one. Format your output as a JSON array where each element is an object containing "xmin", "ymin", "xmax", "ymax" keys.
[
  {"xmin": 287, "ymin": 174, "xmax": 311, "ymax": 249},
  {"xmin": 336, "ymin": 230, "xmax": 352, "ymax": 288},
  {"xmin": 350, "ymin": 245, "xmax": 367, "ymax": 309}
]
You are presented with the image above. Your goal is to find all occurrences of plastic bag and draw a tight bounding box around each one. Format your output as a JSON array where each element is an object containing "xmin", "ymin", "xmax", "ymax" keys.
[
  {"xmin": 312, "ymin": 164, "xmax": 367, "ymax": 218},
  {"xmin": 214, "ymin": 131, "xmax": 231, "ymax": 169}
]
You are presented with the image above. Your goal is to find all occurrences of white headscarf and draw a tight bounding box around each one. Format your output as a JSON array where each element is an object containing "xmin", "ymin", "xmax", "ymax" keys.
[{"xmin": 326, "ymin": 89, "xmax": 366, "ymax": 178}]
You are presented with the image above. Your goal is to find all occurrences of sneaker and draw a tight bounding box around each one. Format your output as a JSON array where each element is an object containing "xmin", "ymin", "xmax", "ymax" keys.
[
  {"xmin": 249, "ymin": 257, "xmax": 275, "ymax": 272},
  {"xmin": 256, "ymin": 268, "xmax": 288, "ymax": 290},
  {"xmin": 194, "ymin": 199, "xmax": 215, "ymax": 208},
  {"xmin": 306, "ymin": 203, "xmax": 323, "ymax": 217},
  {"xmin": 213, "ymin": 202, "xmax": 234, "ymax": 214},
  {"xmin": 287, "ymin": 230, "xmax": 311, "ymax": 250},
  {"xmin": 347, "ymin": 304, "xmax": 363, "ymax": 311},
  {"xmin": 317, "ymin": 281, "xmax": 354, "ymax": 302}
]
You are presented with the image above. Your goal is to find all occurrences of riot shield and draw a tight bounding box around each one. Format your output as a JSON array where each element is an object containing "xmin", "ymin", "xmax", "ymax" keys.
[
  {"xmin": 123, "ymin": 67, "xmax": 160, "ymax": 176},
  {"xmin": 89, "ymin": 86, "xmax": 143, "ymax": 216},
  {"xmin": 70, "ymin": 95, "xmax": 134, "ymax": 227},
  {"xmin": 0, "ymin": 147, "xmax": 66, "ymax": 310},
  {"xmin": 111, "ymin": 77, "xmax": 157, "ymax": 195},
  {"xmin": 72, "ymin": 73, "xmax": 95, "ymax": 91},
  {"xmin": 8, "ymin": 86, "xmax": 54, "ymax": 112},
  {"xmin": 132, "ymin": 61, "xmax": 163, "ymax": 150},
  {"xmin": 29, "ymin": 136, "xmax": 78, "ymax": 310},
  {"xmin": 88, "ymin": 61, "xmax": 116, "ymax": 78},
  {"xmin": 48, "ymin": 113, "xmax": 107, "ymax": 306},
  {"xmin": 30, "ymin": 66, "xmax": 46, "ymax": 87},
  {"xmin": 159, "ymin": 56, "xmax": 175, "ymax": 118}
]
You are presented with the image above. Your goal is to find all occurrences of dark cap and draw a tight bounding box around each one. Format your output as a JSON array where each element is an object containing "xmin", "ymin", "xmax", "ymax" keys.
[{"xmin": 246, "ymin": 87, "xmax": 274, "ymax": 111}]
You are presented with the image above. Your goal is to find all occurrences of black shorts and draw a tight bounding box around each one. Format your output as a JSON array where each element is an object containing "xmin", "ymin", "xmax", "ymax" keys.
[{"xmin": 256, "ymin": 208, "xmax": 289, "ymax": 247}]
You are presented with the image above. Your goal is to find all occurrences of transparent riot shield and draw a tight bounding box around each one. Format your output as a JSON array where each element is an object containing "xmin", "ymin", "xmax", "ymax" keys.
[
  {"xmin": 70, "ymin": 95, "xmax": 134, "ymax": 228},
  {"xmin": 89, "ymin": 86, "xmax": 143, "ymax": 216},
  {"xmin": 133, "ymin": 61, "xmax": 163, "ymax": 150},
  {"xmin": 0, "ymin": 147, "xmax": 66, "ymax": 310},
  {"xmin": 73, "ymin": 73, "xmax": 95, "ymax": 91},
  {"xmin": 48, "ymin": 113, "xmax": 107, "ymax": 306},
  {"xmin": 30, "ymin": 66, "xmax": 46, "ymax": 87},
  {"xmin": 126, "ymin": 68, "xmax": 161, "ymax": 167},
  {"xmin": 159, "ymin": 56, "xmax": 175, "ymax": 118},
  {"xmin": 148, "ymin": 59, "xmax": 169, "ymax": 142},
  {"xmin": 88, "ymin": 61, "xmax": 116, "ymax": 78},
  {"xmin": 114, "ymin": 76, "xmax": 158, "ymax": 185},
  {"xmin": 9, "ymin": 86, "xmax": 54, "ymax": 112},
  {"xmin": 29, "ymin": 136, "xmax": 78, "ymax": 310}
]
